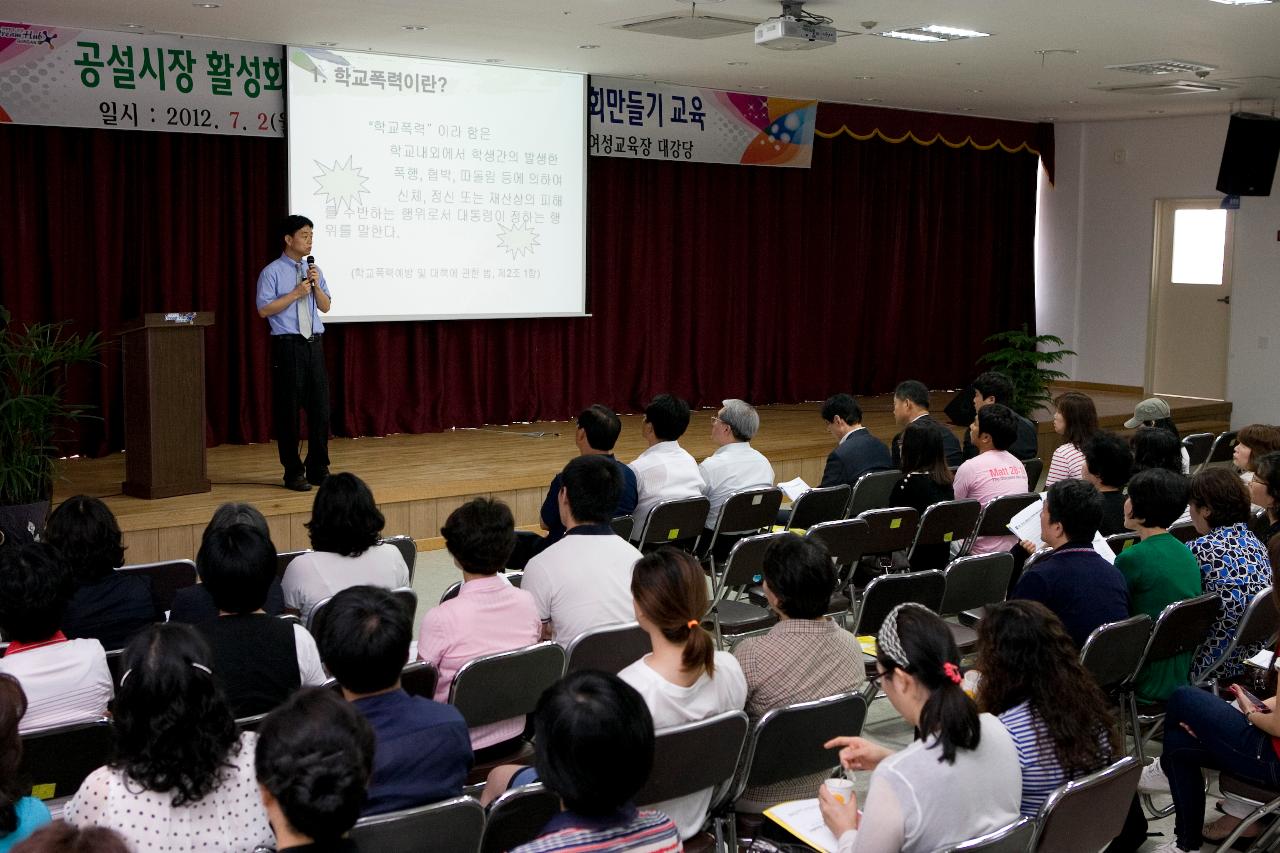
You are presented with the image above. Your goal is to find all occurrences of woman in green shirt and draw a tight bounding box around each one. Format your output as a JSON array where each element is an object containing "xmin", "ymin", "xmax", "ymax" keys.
[{"xmin": 1116, "ymin": 468, "xmax": 1202, "ymax": 703}]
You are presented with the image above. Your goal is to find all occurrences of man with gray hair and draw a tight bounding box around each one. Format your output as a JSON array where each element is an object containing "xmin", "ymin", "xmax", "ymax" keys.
[{"xmin": 699, "ymin": 399, "xmax": 775, "ymax": 534}]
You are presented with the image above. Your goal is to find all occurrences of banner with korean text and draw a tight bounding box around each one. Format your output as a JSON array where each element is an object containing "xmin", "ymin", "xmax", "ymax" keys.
[
  {"xmin": 588, "ymin": 76, "xmax": 817, "ymax": 168},
  {"xmin": 0, "ymin": 22, "xmax": 284, "ymax": 136}
]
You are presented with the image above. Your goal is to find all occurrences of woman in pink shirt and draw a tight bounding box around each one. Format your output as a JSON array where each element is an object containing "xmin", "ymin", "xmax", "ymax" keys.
[{"xmin": 419, "ymin": 498, "xmax": 541, "ymax": 754}]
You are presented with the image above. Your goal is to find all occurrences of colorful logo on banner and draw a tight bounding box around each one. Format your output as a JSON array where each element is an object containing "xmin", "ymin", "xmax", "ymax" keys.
[
  {"xmin": 0, "ymin": 22, "xmax": 284, "ymax": 136},
  {"xmin": 589, "ymin": 76, "xmax": 817, "ymax": 168}
]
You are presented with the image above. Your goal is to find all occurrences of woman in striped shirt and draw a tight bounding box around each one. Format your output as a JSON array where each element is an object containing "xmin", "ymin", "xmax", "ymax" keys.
[
  {"xmin": 974, "ymin": 599, "xmax": 1117, "ymax": 817},
  {"xmin": 1045, "ymin": 392, "xmax": 1100, "ymax": 487}
]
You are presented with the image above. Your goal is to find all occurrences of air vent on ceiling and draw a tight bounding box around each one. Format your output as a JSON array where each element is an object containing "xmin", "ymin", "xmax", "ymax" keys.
[
  {"xmin": 1099, "ymin": 80, "xmax": 1234, "ymax": 95},
  {"xmin": 1106, "ymin": 59, "xmax": 1217, "ymax": 75},
  {"xmin": 614, "ymin": 14, "xmax": 760, "ymax": 39}
]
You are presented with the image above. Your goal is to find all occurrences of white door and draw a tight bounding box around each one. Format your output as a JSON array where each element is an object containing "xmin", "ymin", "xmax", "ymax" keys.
[{"xmin": 1148, "ymin": 199, "xmax": 1234, "ymax": 400}]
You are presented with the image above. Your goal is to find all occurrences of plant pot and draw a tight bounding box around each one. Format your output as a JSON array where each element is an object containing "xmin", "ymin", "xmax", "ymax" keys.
[{"xmin": 0, "ymin": 500, "xmax": 49, "ymax": 548}]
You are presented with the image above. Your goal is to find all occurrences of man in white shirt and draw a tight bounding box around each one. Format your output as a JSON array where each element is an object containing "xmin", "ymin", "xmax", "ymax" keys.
[
  {"xmin": 0, "ymin": 542, "xmax": 112, "ymax": 732},
  {"xmin": 524, "ymin": 455, "xmax": 643, "ymax": 645},
  {"xmin": 628, "ymin": 393, "xmax": 704, "ymax": 540},
  {"xmin": 699, "ymin": 399, "xmax": 774, "ymax": 534}
]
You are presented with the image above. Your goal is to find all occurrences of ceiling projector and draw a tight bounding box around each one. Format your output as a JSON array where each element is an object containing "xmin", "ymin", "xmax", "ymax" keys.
[{"xmin": 754, "ymin": 16, "xmax": 836, "ymax": 49}]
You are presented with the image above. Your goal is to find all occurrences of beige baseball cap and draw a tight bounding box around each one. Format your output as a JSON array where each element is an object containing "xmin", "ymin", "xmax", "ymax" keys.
[{"xmin": 1124, "ymin": 397, "xmax": 1172, "ymax": 430}]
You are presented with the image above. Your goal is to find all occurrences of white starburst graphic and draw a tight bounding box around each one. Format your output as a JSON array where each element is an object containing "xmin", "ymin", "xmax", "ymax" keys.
[
  {"xmin": 312, "ymin": 157, "xmax": 371, "ymax": 211},
  {"xmin": 496, "ymin": 222, "xmax": 541, "ymax": 259}
]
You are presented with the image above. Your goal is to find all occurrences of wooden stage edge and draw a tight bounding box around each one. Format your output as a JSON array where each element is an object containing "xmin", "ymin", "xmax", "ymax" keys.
[{"xmin": 53, "ymin": 387, "xmax": 1232, "ymax": 566}]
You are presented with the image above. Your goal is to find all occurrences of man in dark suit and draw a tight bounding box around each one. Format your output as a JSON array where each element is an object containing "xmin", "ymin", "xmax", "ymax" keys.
[
  {"xmin": 819, "ymin": 394, "xmax": 893, "ymax": 488},
  {"xmin": 890, "ymin": 380, "xmax": 964, "ymax": 468},
  {"xmin": 957, "ymin": 371, "xmax": 1040, "ymax": 462}
]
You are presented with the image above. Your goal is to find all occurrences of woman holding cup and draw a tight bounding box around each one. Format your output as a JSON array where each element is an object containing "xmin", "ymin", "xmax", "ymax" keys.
[{"xmin": 818, "ymin": 604, "xmax": 1021, "ymax": 852}]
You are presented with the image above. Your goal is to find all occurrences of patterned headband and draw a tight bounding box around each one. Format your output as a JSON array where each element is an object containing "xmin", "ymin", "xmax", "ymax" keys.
[{"xmin": 877, "ymin": 602, "xmax": 932, "ymax": 669}]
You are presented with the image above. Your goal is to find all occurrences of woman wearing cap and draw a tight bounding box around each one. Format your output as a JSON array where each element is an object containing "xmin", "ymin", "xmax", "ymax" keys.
[
  {"xmin": 1126, "ymin": 398, "xmax": 1190, "ymax": 474},
  {"xmin": 817, "ymin": 604, "xmax": 1021, "ymax": 853}
]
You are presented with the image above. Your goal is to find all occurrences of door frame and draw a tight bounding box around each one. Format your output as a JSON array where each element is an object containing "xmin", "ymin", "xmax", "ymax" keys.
[{"xmin": 1144, "ymin": 197, "xmax": 1235, "ymax": 399}]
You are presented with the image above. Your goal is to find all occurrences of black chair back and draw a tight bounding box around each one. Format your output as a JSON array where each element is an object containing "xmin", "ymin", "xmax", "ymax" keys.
[
  {"xmin": 971, "ymin": 493, "xmax": 1040, "ymax": 539},
  {"xmin": 1106, "ymin": 532, "xmax": 1140, "ymax": 556},
  {"xmin": 401, "ymin": 660, "xmax": 439, "ymax": 700},
  {"xmin": 1183, "ymin": 432, "xmax": 1215, "ymax": 470},
  {"xmin": 350, "ymin": 796, "xmax": 486, "ymax": 853},
  {"xmin": 718, "ymin": 532, "xmax": 787, "ymax": 590},
  {"xmin": 19, "ymin": 717, "xmax": 113, "ymax": 802},
  {"xmin": 636, "ymin": 497, "xmax": 710, "ymax": 553},
  {"xmin": 1079, "ymin": 614, "xmax": 1152, "ymax": 691},
  {"xmin": 734, "ymin": 693, "xmax": 868, "ymax": 794},
  {"xmin": 482, "ymin": 783, "xmax": 561, "ymax": 853},
  {"xmin": 1197, "ymin": 586, "xmax": 1280, "ymax": 685},
  {"xmin": 277, "ymin": 549, "xmax": 306, "ymax": 578},
  {"xmin": 853, "ymin": 570, "xmax": 946, "ymax": 637},
  {"xmin": 789, "ymin": 484, "xmax": 851, "ymax": 530},
  {"xmin": 940, "ymin": 553, "xmax": 1015, "ymax": 617},
  {"xmin": 714, "ymin": 487, "xmax": 784, "ymax": 537},
  {"xmin": 907, "ymin": 499, "xmax": 981, "ymax": 570},
  {"xmin": 1031, "ymin": 757, "xmax": 1141, "ymax": 853},
  {"xmin": 440, "ymin": 581, "xmax": 463, "ymax": 604},
  {"xmin": 449, "ymin": 642, "xmax": 566, "ymax": 728},
  {"xmin": 117, "ymin": 558, "xmax": 197, "ymax": 612},
  {"xmin": 847, "ymin": 470, "xmax": 903, "ymax": 518},
  {"xmin": 1138, "ymin": 592, "xmax": 1220, "ymax": 671},
  {"xmin": 808, "ymin": 518, "xmax": 872, "ymax": 589},
  {"xmin": 1207, "ymin": 430, "xmax": 1239, "ymax": 465},
  {"xmin": 943, "ymin": 818, "xmax": 1035, "ymax": 852},
  {"xmin": 610, "ymin": 515, "xmax": 635, "ymax": 540},
  {"xmin": 105, "ymin": 648, "xmax": 125, "ymax": 686},
  {"xmin": 1167, "ymin": 521, "xmax": 1198, "ymax": 544},
  {"xmin": 382, "ymin": 535, "xmax": 418, "ymax": 582},
  {"xmin": 1024, "ymin": 458, "xmax": 1045, "ymax": 492},
  {"xmin": 855, "ymin": 507, "xmax": 919, "ymax": 556},
  {"xmin": 391, "ymin": 587, "xmax": 418, "ymax": 623},
  {"xmin": 1251, "ymin": 508, "xmax": 1272, "ymax": 541},
  {"xmin": 565, "ymin": 621, "xmax": 652, "ymax": 674},
  {"xmin": 634, "ymin": 710, "xmax": 749, "ymax": 807}
]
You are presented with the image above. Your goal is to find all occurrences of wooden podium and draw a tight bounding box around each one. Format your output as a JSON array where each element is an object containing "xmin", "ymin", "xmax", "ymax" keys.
[{"xmin": 118, "ymin": 313, "xmax": 214, "ymax": 499}]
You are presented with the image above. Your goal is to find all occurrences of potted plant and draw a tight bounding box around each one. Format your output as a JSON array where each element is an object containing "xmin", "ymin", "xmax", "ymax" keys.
[
  {"xmin": 0, "ymin": 305, "xmax": 102, "ymax": 547},
  {"xmin": 977, "ymin": 325, "xmax": 1076, "ymax": 419}
]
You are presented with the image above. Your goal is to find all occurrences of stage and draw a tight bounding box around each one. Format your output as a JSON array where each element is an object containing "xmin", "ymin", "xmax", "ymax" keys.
[{"xmin": 52, "ymin": 384, "xmax": 1232, "ymax": 565}]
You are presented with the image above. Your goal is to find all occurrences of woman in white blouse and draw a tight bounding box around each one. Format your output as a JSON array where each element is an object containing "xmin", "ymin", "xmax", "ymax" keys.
[
  {"xmin": 818, "ymin": 604, "xmax": 1022, "ymax": 853},
  {"xmin": 66, "ymin": 624, "xmax": 272, "ymax": 853}
]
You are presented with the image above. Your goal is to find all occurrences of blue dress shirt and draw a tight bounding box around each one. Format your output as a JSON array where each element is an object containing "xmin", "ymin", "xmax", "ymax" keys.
[{"xmin": 255, "ymin": 253, "xmax": 331, "ymax": 336}]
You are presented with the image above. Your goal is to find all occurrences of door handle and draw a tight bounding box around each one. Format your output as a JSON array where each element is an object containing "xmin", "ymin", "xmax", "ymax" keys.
[{"xmin": 1217, "ymin": 296, "xmax": 1231, "ymax": 304}]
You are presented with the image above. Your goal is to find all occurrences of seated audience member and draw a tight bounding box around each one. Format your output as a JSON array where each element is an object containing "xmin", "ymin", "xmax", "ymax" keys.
[
  {"xmin": 1131, "ymin": 426, "xmax": 1185, "ymax": 477},
  {"xmin": 1187, "ymin": 468, "xmax": 1273, "ymax": 680},
  {"xmin": 0, "ymin": 543, "xmax": 111, "ymax": 733},
  {"xmin": 953, "ymin": 404, "xmax": 1028, "ymax": 555},
  {"xmin": 65, "ymin": 623, "xmax": 273, "ymax": 852},
  {"xmin": 1249, "ymin": 451, "xmax": 1280, "ymax": 567},
  {"xmin": 891, "ymin": 380, "xmax": 963, "ymax": 468},
  {"xmin": 1082, "ymin": 432, "xmax": 1134, "ymax": 536},
  {"xmin": 282, "ymin": 473, "xmax": 410, "ymax": 621},
  {"xmin": 1142, "ymin": 600, "xmax": 1280, "ymax": 853},
  {"xmin": 819, "ymin": 394, "xmax": 892, "ymax": 489},
  {"xmin": 1124, "ymin": 397, "xmax": 1189, "ymax": 473},
  {"xmin": 11, "ymin": 825, "xmax": 130, "ymax": 853},
  {"xmin": 170, "ymin": 503, "xmax": 287, "ymax": 623},
  {"xmin": 1012, "ymin": 480, "xmax": 1129, "ymax": 648},
  {"xmin": 1045, "ymin": 392, "xmax": 1099, "ymax": 486},
  {"xmin": 961, "ymin": 372, "xmax": 1039, "ymax": 462},
  {"xmin": 1234, "ymin": 423, "xmax": 1280, "ymax": 486},
  {"xmin": 1117, "ymin": 469, "xmax": 1201, "ymax": 702},
  {"xmin": 818, "ymin": 604, "xmax": 1021, "ymax": 852},
  {"xmin": 699, "ymin": 399, "xmax": 775, "ymax": 533},
  {"xmin": 419, "ymin": 498, "xmax": 541, "ymax": 750},
  {"xmin": 508, "ymin": 672, "xmax": 680, "ymax": 853},
  {"xmin": 619, "ymin": 548, "xmax": 747, "ymax": 840},
  {"xmin": 194, "ymin": 524, "xmax": 326, "ymax": 718},
  {"xmin": 512, "ymin": 404, "xmax": 638, "ymax": 568},
  {"xmin": 891, "ymin": 420, "xmax": 956, "ymax": 569},
  {"xmin": 524, "ymin": 455, "xmax": 642, "ymax": 644},
  {"xmin": 255, "ymin": 688, "xmax": 375, "ymax": 853},
  {"xmin": 628, "ymin": 393, "xmax": 704, "ymax": 539},
  {"xmin": 975, "ymin": 600, "xmax": 1117, "ymax": 818},
  {"xmin": 315, "ymin": 585, "xmax": 471, "ymax": 815},
  {"xmin": 0, "ymin": 675, "xmax": 50, "ymax": 852},
  {"xmin": 42, "ymin": 496, "xmax": 158, "ymax": 650},
  {"xmin": 732, "ymin": 536, "xmax": 865, "ymax": 811}
]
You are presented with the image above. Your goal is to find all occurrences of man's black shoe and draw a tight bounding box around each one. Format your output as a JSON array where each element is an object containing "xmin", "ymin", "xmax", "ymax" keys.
[
  {"xmin": 307, "ymin": 470, "xmax": 329, "ymax": 487},
  {"xmin": 285, "ymin": 476, "xmax": 312, "ymax": 492}
]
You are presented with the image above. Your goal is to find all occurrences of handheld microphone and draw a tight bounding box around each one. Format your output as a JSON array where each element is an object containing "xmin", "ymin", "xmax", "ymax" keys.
[{"xmin": 305, "ymin": 255, "xmax": 316, "ymax": 288}]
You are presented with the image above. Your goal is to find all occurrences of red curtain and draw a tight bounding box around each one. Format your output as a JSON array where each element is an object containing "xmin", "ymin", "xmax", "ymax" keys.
[{"xmin": 0, "ymin": 118, "xmax": 1039, "ymax": 457}]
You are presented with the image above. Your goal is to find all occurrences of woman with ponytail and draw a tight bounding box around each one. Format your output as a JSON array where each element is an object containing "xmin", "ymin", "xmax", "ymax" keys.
[
  {"xmin": 819, "ymin": 604, "xmax": 1021, "ymax": 853},
  {"xmin": 619, "ymin": 547, "xmax": 747, "ymax": 840}
]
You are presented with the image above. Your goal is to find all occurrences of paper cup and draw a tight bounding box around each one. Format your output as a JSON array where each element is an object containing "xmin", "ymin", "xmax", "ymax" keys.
[{"xmin": 825, "ymin": 778, "xmax": 854, "ymax": 804}]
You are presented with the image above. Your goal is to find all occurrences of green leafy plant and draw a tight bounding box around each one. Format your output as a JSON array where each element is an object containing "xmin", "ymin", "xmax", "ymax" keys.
[
  {"xmin": 977, "ymin": 325, "xmax": 1076, "ymax": 418},
  {"xmin": 0, "ymin": 305, "xmax": 103, "ymax": 505}
]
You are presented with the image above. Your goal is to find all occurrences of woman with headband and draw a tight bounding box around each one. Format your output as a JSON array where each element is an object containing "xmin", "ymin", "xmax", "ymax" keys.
[
  {"xmin": 818, "ymin": 603, "xmax": 1021, "ymax": 853},
  {"xmin": 619, "ymin": 547, "xmax": 747, "ymax": 841},
  {"xmin": 65, "ymin": 623, "xmax": 273, "ymax": 853}
]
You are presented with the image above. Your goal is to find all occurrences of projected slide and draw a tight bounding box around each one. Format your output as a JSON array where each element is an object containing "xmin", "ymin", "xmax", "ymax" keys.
[{"xmin": 286, "ymin": 49, "xmax": 586, "ymax": 322}]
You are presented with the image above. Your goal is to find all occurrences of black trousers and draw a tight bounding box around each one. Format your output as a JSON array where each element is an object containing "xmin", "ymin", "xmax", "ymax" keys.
[{"xmin": 270, "ymin": 334, "xmax": 330, "ymax": 481}]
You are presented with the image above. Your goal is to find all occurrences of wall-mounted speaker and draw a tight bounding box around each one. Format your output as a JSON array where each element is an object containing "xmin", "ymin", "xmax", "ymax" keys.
[{"xmin": 1216, "ymin": 112, "xmax": 1280, "ymax": 197}]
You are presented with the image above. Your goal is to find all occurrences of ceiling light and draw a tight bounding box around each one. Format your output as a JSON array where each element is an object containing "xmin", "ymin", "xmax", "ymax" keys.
[
  {"xmin": 879, "ymin": 30, "xmax": 946, "ymax": 43},
  {"xmin": 854, "ymin": 75, "xmax": 875, "ymax": 80},
  {"xmin": 920, "ymin": 25, "xmax": 991, "ymax": 39},
  {"xmin": 192, "ymin": 2, "xmax": 219, "ymax": 7},
  {"xmin": 966, "ymin": 88, "xmax": 983, "ymax": 93},
  {"xmin": 1107, "ymin": 59, "xmax": 1215, "ymax": 75},
  {"xmin": 578, "ymin": 44, "xmax": 599, "ymax": 49},
  {"xmin": 317, "ymin": 41, "xmax": 338, "ymax": 46},
  {"xmin": 122, "ymin": 23, "xmax": 145, "ymax": 28},
  {"xmin": 401, "ymin": 25, "xmax": 427, "ymax": 31},
  {"xmin": 727, "ymin": 61, "xmax": 749, "ymax": 66},
  {"xmin": 1040, "ymin": 116, "xmax": 1057, "ymax": 121},
  {"xmin": 1208, "ymin": 0, "xmax": 1273, "ymax": 5},
  {"xmin": 864, "ymin": 97, "xmax": 883, "ymax": 103},
  {"xmin": 484, "ymin": 58, "xmax": 504, "ymax": 63}
]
